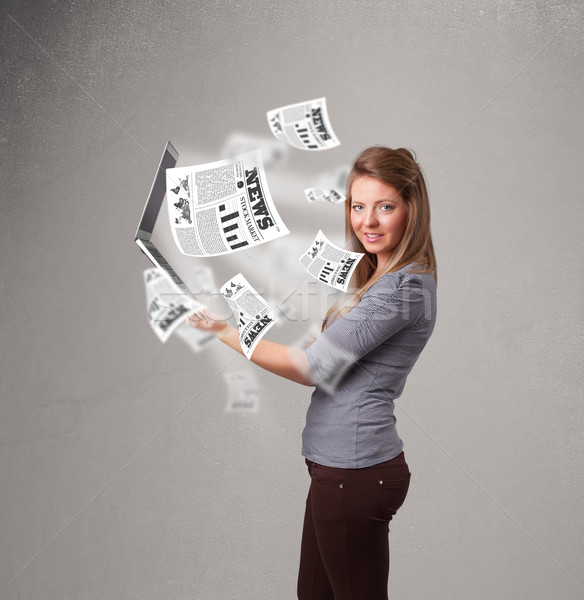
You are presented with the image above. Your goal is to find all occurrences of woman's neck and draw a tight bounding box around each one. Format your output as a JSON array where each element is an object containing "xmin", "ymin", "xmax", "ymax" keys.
[{"xmin": 371, "ymin": 255, "xmax": 389, "ymax": 280}]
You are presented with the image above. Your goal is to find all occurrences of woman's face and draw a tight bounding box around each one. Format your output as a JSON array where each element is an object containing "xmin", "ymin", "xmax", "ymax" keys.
[{"xmin": 350, "ymin": 175, "xmax": 408, "ymax": 269}]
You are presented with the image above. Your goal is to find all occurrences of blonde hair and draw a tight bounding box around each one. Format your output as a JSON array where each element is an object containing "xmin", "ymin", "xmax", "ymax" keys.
[{"xmin": 323, "ymin": 146, "xmax": 437, "ymax": 329}]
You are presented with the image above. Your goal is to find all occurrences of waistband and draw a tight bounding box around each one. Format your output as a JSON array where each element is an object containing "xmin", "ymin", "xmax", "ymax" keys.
[{"xmin": 305, "ymin": 451, "xmax": 407, "ymax": 473}]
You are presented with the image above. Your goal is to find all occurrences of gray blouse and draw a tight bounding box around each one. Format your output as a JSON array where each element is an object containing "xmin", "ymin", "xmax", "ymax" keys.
[{"xmin": 303, "ymin": 264, "xmax": 437, "ymax": 468}]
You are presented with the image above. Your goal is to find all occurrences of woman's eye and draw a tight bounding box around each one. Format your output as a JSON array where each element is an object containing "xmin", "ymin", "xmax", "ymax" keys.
[
  {"xmin": 381, "ymin": 204, "xmax": 393, "ymax": 211},
  {"xmin": 352, "ymin": 205, "xmax": 363, "ymax": 211}
]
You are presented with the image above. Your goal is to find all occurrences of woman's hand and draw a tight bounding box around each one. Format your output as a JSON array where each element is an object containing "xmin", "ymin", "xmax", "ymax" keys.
[
  {"xmin": 186, "ymin": 309, "xmax": 314, "ymax": 386},
  {"xmin": 186, "ymin": 309, "xmax": 229, "ymax": 335},
  {"xmin": 303, "ymin": 337, "xmax": 317, "ymax": 349}
]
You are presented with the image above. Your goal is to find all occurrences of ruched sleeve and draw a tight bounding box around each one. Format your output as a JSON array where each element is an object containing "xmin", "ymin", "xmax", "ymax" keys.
[{"xmin": 304, "ymin": 272, "xmax": 429, "ymax": 384}]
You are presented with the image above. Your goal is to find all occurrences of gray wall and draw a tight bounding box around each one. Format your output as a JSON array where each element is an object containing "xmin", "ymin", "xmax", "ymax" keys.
[{"xmin": 1, "ymin": 1, "xmax": 583, "ymax": 599}]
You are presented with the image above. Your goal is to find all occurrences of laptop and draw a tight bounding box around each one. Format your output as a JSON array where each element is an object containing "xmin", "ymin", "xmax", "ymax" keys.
[{"xmin": 134, "ymin": 141, "xmax": 188, "ymax": 292}]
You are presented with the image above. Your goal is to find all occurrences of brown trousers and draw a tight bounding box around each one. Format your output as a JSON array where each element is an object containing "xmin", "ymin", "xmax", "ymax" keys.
[{"xmin": 297, "ymin": 452, "xmax": 411, "ymax": 600}]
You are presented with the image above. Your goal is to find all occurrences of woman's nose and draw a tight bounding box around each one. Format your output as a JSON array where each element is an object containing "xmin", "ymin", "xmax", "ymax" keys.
[{"xmin": 364, "ymin": 210, "xmax": 378, "ymax": 226}]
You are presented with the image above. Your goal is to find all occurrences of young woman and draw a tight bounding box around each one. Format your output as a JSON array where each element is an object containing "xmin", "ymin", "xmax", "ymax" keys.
[{"xmin": 187, "ymin": 146, "xmax": 437, "ymax": 600}]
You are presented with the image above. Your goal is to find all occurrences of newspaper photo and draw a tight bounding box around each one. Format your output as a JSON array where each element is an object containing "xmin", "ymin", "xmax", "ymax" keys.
[
  {"xmin": 304, "ymin": 187, "xmax": 345, "ymax": 204},
  {"xmin": 221, "ymin": 273, "xmax": 278, "ymax": 359},
  {"xmin": 299, "ymin": 230, "xmax": 364, "ymax": 292},
  {"xmin": 166, "ymin": 150, "xmax": 289, "ymax": 257},
  {"xmin": 144, "ymin": 268, "xmax": 204, "ymax": 343},
  {"xmin": 267, "ymin": 97, "xmax": 340, "ymax": 151}
]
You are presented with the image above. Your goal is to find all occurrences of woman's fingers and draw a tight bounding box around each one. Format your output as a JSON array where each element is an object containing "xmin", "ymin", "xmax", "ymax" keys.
[
  {"xmin": 187, "ymin": 311, "xmax": 207, "ymax": 326},
  {"xmin": 186, "ymin": 309, "xmax": 227, "ymax": 333}
]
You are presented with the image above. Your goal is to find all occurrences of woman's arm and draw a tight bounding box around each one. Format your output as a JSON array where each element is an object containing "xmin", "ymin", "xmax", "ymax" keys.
[{"xmin": 187, "ymin": 311, "xmax": 315, "ymax": 386}]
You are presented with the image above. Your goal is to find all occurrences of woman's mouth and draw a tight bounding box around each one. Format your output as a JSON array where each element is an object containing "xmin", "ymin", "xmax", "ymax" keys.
[{"xmin": 364, "ymin": 233, "xmax": 383, "ymax": 242}]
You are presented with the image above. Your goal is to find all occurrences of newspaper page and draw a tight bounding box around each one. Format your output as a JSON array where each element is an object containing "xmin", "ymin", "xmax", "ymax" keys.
[
  {"xmin": 304, "ymin": 187, "xmax": 345, "ymax": 204},
  {"xmin": 292, "ymin": 323, "xmax": 322, "ymax": 349},
  {"xmin": 299, "ymin": 230, "xmax": 364, "ymax": 292},
  {"xmin": 305, "ymin": 163, "xmax": 348, "ymax": 203},
  {"xmin": 224, "ymin": 370, "xmax": 260, "ymax": 413},
  {"xmin": 267, "ymin": 97, "xmax": 340, "ymax": 151},
  {"xmin": 274, "ymin": 298, "xmax": 297, "ymax": 325},
  {"xmin": 221, "ymin": 273, "xmax": 278, "ymax": 359},
  {"xmin": 166, "ymin": 150, "xmax": 289, "ymax": 257},
  {"xmin": 144, "ymin": 268, "xmax": 204, "ymax": 343},
  {"xmin": 191, "ymin": 265, "xmax": 217, "ymax": 297},
  {"xmin": 315, "ymin": 164, "xmax": 350, "ymax": 191},
  {"xmin": 221, "ymin": 132, "xmax": 288, "ymax": 169},
  {"xmin": 294, "ymin": 323, "xmax": 355, "ymax": 394},
  {"xmin": 312, "ymin": 334, "xmax": 356, "ymax": 394},
  {"xmin": 175, "ymin": 321, "xmax": 216, "ymax": 353}
]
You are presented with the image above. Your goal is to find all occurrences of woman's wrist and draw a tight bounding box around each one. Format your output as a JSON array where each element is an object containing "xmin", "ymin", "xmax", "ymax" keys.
[{"xmin": 216, "ymin": 322, "xmax": 232, "ymax": 340}]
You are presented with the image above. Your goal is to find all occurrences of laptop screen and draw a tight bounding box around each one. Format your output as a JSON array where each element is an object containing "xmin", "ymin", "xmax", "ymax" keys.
[
  {"xmin": 135, "ymin": 142, "xmax": 178, "ymax": 240},
  {"xmin": 134, "ymin": 142, "xmax": 186, "ymax": 290}
]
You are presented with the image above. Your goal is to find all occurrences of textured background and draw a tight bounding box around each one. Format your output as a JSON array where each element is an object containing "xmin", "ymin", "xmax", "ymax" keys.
[{"xmin": 1, "ymin": 1, "xmax": 583, "ymax": 598}]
